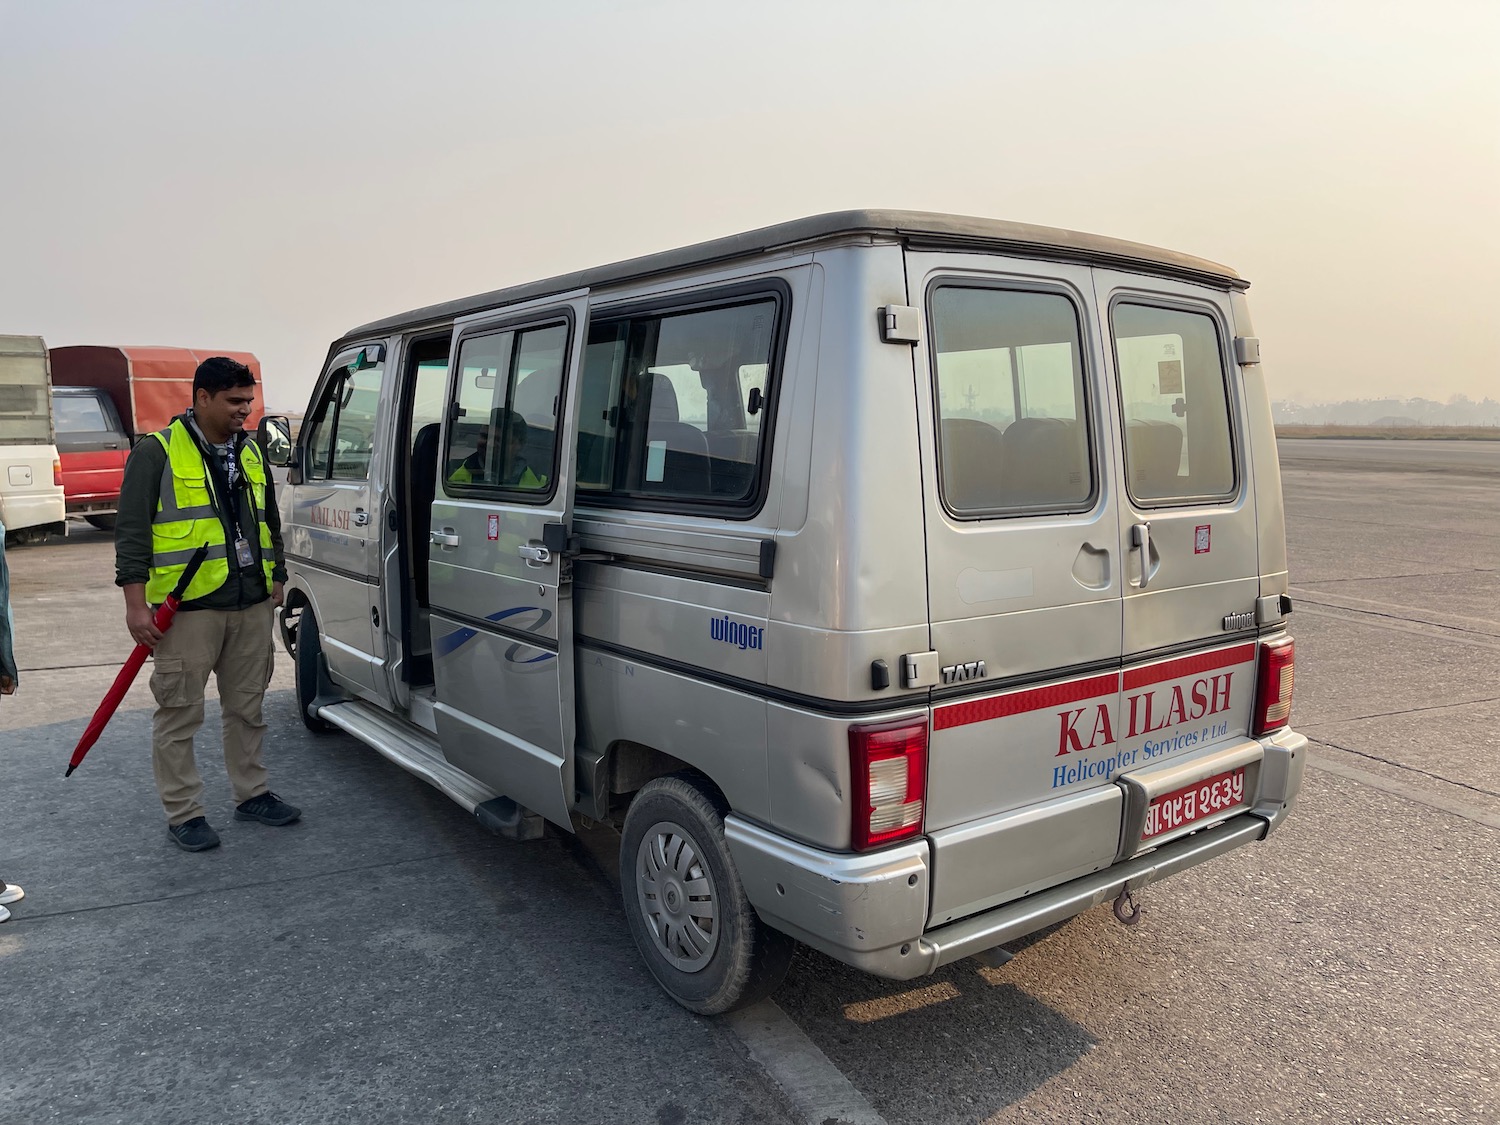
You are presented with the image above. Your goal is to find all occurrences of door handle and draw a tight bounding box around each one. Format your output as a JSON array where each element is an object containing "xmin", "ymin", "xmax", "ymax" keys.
[
  {"xmin": 518, "ymin": 544, "xmax": 552, "ymax": 565},
  {"xmin": 352, "ymin": 508, "xmax": 370, "ymax": 527},
  {"xmin": 1132, "ymin": 521, "xmax": 1152, "ymax": 589},
  {"xmin": 430, "ymin": 530, "xmax": 460, "ymax": 548}
]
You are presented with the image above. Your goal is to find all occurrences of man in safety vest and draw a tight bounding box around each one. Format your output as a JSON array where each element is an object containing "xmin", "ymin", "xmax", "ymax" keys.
[
  {"xmin": 115, "ymin": 357, "xmax": 298, "ymax": 852},
  {"xmin": 447, "ymin": 408, "xmax": 547, "ymax": 491}
]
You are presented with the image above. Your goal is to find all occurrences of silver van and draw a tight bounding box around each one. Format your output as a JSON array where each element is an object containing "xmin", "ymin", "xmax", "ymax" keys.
[{"xmin": 263, "ymin": 211, "xmax": 1303, "ymax": 1014}]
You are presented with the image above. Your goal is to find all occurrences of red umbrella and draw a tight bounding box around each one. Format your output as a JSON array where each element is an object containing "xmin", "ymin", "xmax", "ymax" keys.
[{"xmin": 65, "ymin": 545, "xmax": 209, "ymax": 777}]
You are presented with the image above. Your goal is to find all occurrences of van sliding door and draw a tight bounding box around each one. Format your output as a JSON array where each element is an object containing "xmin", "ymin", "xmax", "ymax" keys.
[{"xmin": 427, "ymin": 292, "xmax": 588, "ymax": 828}]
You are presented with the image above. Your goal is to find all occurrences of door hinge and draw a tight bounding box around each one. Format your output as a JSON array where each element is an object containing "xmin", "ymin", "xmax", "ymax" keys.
[
  {"xmin": 879, "ymin": 305, "xmax": 921, "ymax": 344},
  {"xmin": 900, "ymin": 650, "xmax": 940, "ymax": 688},
  {"xmin": 1234, "ymin": 336, "xmax": 1261, "ymax": 366},
  {"xmin": 1255, "ymin": 594, "xmax": 1291, "ymax": 625}
]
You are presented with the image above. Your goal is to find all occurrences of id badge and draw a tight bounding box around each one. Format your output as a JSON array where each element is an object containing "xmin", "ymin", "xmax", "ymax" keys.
[{"xmin": 234, "ymin": 536, "xmax": 255, "ymax": 567}]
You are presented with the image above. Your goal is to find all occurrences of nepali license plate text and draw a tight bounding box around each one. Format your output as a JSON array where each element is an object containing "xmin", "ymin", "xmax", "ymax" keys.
[{"xmin": 1143, "ymin": 768, "xmax": 1245, "ymax": 840}]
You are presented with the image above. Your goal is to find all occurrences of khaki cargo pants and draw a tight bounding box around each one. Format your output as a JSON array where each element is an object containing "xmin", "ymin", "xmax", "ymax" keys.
[{"xmin": 150, "ymin": 600, "xmax": 275, "ymax": 826}]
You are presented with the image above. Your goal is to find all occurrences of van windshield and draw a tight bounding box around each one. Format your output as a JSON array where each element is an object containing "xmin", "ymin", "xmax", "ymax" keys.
[{"xmin": 0, "ymin": 354, "xmax": 53, "ymax": 445}]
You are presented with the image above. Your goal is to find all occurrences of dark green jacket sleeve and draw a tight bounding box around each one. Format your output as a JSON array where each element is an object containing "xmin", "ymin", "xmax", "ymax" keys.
[{"xmin": 115, "ymin": 438, "xmax": 168, "ymax": 588}]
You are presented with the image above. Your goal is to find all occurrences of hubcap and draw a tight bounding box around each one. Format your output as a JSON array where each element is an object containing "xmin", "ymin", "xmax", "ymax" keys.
[{"xmin": 635, "ymin": 820, "xmax": 719, "ymax": 973}]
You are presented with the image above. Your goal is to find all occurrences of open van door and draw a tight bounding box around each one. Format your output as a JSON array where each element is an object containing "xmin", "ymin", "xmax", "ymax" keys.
[{"xmin": 427, "ymin": 293, "xmax": 587, "ymax": 828}]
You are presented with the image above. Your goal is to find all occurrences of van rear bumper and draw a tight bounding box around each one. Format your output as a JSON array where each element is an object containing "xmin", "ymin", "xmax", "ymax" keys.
[{"xmin": 726, "ymin": 732, "xmax": 1304, "ymax": 980}]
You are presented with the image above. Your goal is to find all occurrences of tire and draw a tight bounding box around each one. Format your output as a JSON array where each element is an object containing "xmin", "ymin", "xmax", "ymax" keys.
[
  {"xmin": 293, "ymin": 610, "xmax": 335, "ymax": 733},
  {"xmin": 619, "ymin": 775, "xmax": 794, "ymax": 1015},
  {"xmin": 4, "ymin": 527, "xmax": 47, "ymax": 547},
  {"xmin": 85, "ymin": 514, "xmax": 117, "ymax": 532}
]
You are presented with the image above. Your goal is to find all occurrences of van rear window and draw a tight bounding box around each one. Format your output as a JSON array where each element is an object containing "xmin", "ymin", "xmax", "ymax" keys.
[
  {"xmin": 1111, "ymin": 303, "xmax": 1236, "ymax": 504},
  {"xmin": 928, "ymin": 286, "xmax": 1094, "ymax": 516}
]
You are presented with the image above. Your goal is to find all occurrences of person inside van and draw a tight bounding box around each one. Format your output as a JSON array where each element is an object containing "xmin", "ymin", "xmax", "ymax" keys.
[{"xmin": 448, "ymin": 408, "xmax": 546, "ymax": 490}]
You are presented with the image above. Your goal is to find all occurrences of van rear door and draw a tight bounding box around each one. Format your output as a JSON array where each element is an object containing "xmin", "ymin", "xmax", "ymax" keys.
[
  {"xmin": 1092, "ymin": 269, "xmax": 1260, "ymax": 757},
  {"xmin": 427, "ymin": 293, "xmax": 587, "ymax": 828},
  {"xmin": 907, "ymin": 252, "xmax": 1124, "ymax": 833}
]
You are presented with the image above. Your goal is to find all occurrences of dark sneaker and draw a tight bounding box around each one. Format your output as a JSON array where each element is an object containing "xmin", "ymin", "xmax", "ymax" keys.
[
  {"xmin": 235, "ymin": 791, "xmax": 302, "ymax": 826},
  {"xmin": 169, "ymin": 817, "xmax": 221, "ymax": 852}
]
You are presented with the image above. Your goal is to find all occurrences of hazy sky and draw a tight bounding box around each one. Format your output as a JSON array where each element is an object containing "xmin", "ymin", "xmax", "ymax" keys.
[{"xmin": 2, "ymin": 0, "xmax": 1496, "ymax": 410}]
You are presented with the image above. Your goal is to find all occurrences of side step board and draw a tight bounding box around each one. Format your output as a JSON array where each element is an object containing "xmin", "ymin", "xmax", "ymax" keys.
[{"xmin": 316, "ymin": 700, "xmax": 543, "ymax": 838}]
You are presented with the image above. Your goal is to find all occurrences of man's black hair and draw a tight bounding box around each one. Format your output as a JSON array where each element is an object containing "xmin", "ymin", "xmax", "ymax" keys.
[{"xmin": 193, "ymin": 356, "xmax": 256, "ymax": 397}]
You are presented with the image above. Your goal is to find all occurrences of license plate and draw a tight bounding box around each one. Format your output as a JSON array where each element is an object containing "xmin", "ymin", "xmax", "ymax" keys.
[{"xmin": 1142, "ymin": 768, "xmax": 1246, "ymax": 840}]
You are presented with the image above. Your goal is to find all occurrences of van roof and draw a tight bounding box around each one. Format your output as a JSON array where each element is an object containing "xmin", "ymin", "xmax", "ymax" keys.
[{"xmin": 344, "ymin": 209, "xmax": 1247, "ymax": 340}]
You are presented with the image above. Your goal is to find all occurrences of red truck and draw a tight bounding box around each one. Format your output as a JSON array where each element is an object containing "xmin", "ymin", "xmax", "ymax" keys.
[{"xmin": 48, "ymin": 346, "xmax": 265, "ymax": 529}]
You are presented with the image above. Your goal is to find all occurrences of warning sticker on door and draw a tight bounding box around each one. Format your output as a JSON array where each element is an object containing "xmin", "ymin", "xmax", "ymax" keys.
[
  {"xmin": 487, "ymin": 514, "xmax": 500, "ymax": 541},
  {"xmin": 1194, "ymin": 524, "xmax": 1211, "ymax": 554}
]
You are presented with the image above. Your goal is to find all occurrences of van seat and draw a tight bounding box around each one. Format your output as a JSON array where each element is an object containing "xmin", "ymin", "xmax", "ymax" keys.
[
  {"xmin": 1126, "ymin": 420, "xmax": 1183, "ymax": 498},
  {"xmin": 522, "ymin": 422, "xmax": 555, "ymax": 483},
  {"xmin": 940, "ymin": 418, "xmax": 1006, "ymax": 510},
  {"xmin": 706, "ymin": 429, "xmax": 758, "ymax": 498},
  {"xmin": 999, "ymin": 417, "xmax": 1089, "ymax": 508},
  {"xmin": 512, "ymin": 371, "xmax": 557, "ymax": 429},
  {"xmin": 411, "ymin": 423, "xmax": 441, "ymax": 607},
  {"xmin": 646, "ymin": 373, "xmax": 712, "ymax": 495}
]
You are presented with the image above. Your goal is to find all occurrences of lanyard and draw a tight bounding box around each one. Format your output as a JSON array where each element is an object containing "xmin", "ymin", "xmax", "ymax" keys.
[{"xmin": 185, "ymin": 421, "xmax": 251, "ymax": 546}]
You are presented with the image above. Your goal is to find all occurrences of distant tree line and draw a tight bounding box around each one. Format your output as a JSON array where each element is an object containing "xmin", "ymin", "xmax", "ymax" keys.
[{"xmin": 1273, "ymin": 396, "xmax": 1500, "ymax": 427}]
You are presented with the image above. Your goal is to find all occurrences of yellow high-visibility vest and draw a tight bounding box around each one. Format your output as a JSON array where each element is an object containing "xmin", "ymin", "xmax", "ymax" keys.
[
  {"xmin": 447, "ymin": 461, "xmax": 547, "ymax": 490},
  {"xmin": 146, "ymin": 419, "xmax": 274, "ymax": 604}
]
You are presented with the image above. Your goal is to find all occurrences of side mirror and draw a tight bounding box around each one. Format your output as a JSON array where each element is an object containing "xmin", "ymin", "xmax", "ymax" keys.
[{"xmin": 257, "ymin": 416, "xmax": 294, "ymax": 466}]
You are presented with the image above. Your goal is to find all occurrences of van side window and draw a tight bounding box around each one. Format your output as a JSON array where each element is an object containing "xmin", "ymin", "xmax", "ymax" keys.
[
  {"xmin": 301, "ymin": 358, "xmax": 384, "ymax": 481},
  {"xmin": 928, "ymin": 286, "xmax": 1093, "ymax": 515},
  {"xmin": 576, "ymin": 297, "xmax": 779, "ymax": 509},
  {"xmin": 1112, "ymin": 303, "xmax": 1235, "ymax": 504},
  {"xmin": 444, "ymin": 322, "xmax": 567, "ymax": 497}
]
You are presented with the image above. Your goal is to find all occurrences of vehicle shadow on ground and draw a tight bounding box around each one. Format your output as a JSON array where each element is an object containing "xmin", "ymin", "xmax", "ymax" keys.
[
  {"xmin": 6, "ymin": 519, "xmax": 113, "ymax": 548},
  {"xmin": 4, "ymin": 689, "xmax": 792, "ymax": 1125},
  {"xmin": 773, "ymin": 936, "xmax": 1096, "ymax": 1125}
]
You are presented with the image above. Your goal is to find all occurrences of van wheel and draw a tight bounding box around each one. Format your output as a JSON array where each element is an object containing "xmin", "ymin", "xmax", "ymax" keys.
[
  {"xmin": 4, "ymin": 528, "xmax": 48, "ymax": 547},
  {"xmin": 294, "ymin": 611, "xmax": 335, "ymax": 733},
  {"xmin": 85, "ymin": 514, "xmax": 116, "ymax": 532},
  {"xmin": 619, "ymin": 775, "xmax": 794, "ymax": 1015}
]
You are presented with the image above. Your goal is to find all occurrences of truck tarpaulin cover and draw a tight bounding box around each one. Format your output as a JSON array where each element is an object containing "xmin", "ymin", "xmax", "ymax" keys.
[{"xmin": 48, "ymin": 346, "xmax": 264, "ymax": 436}]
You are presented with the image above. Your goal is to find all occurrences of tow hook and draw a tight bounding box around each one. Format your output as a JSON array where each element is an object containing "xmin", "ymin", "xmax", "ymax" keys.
[{"xmin": 1112, "ymin": 887, "xmax": 1142, "ymax": 926}]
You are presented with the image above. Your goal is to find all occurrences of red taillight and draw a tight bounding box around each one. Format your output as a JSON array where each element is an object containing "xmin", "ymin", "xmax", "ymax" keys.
[
  {"xmin": 1253, "ymin": 637, "xmax": 1295, "ymax": 736},
  {"xmin": 849, "ymin": 718, "xmax": 927, "ymax": 851},
  {"xmin": 53, "ymin": 456, "xmax": 63, "ymax": 487}
]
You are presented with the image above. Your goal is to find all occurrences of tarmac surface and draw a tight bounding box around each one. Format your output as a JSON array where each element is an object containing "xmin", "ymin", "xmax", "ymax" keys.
[{"xmin": 2, "ymin": 439, "xmax": 1497, "ymax": 1124}]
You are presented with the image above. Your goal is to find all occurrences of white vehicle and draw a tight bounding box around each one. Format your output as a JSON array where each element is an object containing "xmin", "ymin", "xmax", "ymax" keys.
[
  {"xmin": 263, "ymin": 212, "xmax": 1303, "ymax": 1013},
  {"xmin": 0, "ymin": 335, "xmax": 66, "ymax": 545}
]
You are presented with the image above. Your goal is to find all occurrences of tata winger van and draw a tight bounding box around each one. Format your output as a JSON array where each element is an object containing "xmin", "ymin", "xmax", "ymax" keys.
[{"xmin": 263, "ymin": 211, "xmax": 1303, "ymax": 1014}]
